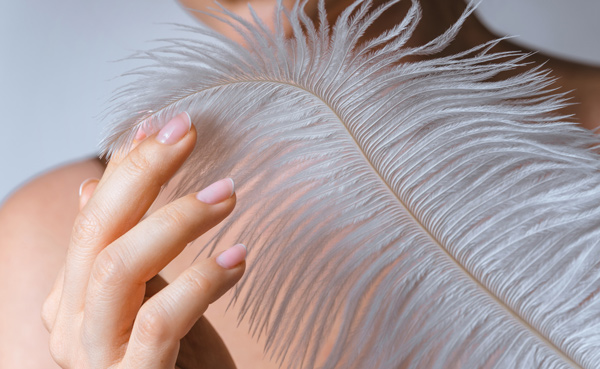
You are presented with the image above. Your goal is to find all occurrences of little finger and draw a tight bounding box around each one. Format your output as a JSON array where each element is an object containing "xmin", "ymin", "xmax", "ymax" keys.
[{"xmin": 122, "ymin": 244, "xmax": 247, "ymax": 368}]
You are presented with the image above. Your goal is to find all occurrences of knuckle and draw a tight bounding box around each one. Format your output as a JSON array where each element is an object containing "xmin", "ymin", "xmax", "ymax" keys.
[
  {"xmin": 183, "ymin": 268, "xmax": 213, "ymax": 296},
  {"xmin": 135, "ymin": 305, "xmax": 172, "ymax": 343},
  {"xmin": 159, "ymin": 204, "xmax": 189, "ymax": 229},
  {"xmin": 124, "ymin": 149, "xmax": 152, "ymax": 177},
  {"xmin": 71, "ymin": 209, "xmax": 105, "ymax": 245},
  {"xmin": 91, "ymin": 250, "xmax": 127, "ymax": 287}
]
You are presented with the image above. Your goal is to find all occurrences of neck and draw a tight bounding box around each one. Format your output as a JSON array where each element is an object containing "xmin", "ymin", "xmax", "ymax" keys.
[
  {"xmin": 369, "ymin": 0, "xmax": 600, "ymax": 130},
  {"xmin": 188, "ymin": 0, "xmax": 600, "ymax": 130}
]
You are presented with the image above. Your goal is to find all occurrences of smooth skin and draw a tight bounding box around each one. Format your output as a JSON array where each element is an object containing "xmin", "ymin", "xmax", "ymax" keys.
[
  {"xmin": 41, "ymin": 112, "xmax": 245, "ymax": 368},
  {"xmin": 1, "ymin": 0, "xmax": 599, "ymax": 368}
]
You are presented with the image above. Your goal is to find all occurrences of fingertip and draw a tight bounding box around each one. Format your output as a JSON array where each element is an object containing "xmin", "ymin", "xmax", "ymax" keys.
[
  {"xmin": 78, "ymin": 178, "xmax": 99, "ymax": 209},
  {"xmin": 183, "ymin": 111, "xmax": 192, "ymax": 129},
  {"xmin": 216, "ymin": 243, "xmax": 247, "ymax": 270},
  {"xmin": 196, "ymin": 178, "xmax": 236, "ymax": 204}
]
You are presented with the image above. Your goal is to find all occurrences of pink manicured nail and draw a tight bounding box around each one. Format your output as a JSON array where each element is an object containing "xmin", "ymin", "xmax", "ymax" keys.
[
  {"xmin": 216, "ymin": 244, "xmax": 247, "ymax": 269},
  {"xmin": 196, "ymin": 178, "xmax": 235, "ymax": 204},
  {"xmin": 155, "ymin": 112, "xmax": 191, "ymax": 144}
]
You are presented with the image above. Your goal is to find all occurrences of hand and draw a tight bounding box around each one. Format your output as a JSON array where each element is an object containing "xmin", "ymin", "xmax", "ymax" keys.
[{"xmin": 41, "ymin": 112, "xmax": 246, "ymax": 368}]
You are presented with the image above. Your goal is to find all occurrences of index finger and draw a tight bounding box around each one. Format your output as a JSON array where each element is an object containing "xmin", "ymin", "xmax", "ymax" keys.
[
  {"xmin": 101, "ymin": 118, "xmax": 159, "ymax": 181},
  {"xmin": 63, "ymin": 112, "xmax": 196, "ymax": 312}
]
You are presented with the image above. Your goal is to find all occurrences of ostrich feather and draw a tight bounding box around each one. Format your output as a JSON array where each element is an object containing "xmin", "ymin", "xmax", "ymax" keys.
[{"xmin": 100, "ymin": 0, "xmax": 600, "ymax": 368}]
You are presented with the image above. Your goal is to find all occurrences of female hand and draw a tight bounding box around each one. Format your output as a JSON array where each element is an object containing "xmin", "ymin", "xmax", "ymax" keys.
[{"xmin": 41, "ymin": 112, "xmax": 246, "ymax": 368}]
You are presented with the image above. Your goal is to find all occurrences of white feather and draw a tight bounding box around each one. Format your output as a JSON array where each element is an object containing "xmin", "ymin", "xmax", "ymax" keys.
[{"xmin": 101, "ymin": 0, "xmax": 600, "ymax": 368}]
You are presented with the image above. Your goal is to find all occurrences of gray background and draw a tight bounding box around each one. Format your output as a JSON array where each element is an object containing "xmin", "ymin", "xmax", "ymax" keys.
[{"xmin": 1, "ymin": 0, "xmax": 599, "ymax": 202}]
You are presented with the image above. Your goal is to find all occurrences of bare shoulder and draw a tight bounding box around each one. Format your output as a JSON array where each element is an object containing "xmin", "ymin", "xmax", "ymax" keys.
[
  {"xmin": 0, "ymin": 157, "xmax": 105, "ymax": 369},
  {"xmin": 1, "ymin": 157, "xmax": 105, "ymax": 240}
]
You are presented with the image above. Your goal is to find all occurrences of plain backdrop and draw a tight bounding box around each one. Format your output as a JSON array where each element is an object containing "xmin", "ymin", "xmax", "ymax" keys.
[{"xmin": 1, "ymin": 0, "xmax": 599, "ymax": 202}]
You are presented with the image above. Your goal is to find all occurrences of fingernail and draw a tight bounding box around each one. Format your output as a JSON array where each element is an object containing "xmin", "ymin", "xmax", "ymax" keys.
[
  {"xmin": 155, "ymin": 112, "xmax": 192, "ymax": 144},
  {"xmin": 78, "ymin": 178, "xmax": 98, "ymax": 197},
  {"xmin": 196, "ymin": 178, "xmax": 235, "ymax": 204},
  {"xmin": 216, "ymin": 244, "xmax": 247, "ymax": 269}
]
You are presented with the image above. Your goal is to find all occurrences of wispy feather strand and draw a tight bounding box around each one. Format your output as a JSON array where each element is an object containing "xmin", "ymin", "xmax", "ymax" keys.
[{"xmin": 101, "ymin": 0, "xmax": 600, "ymax": 368}]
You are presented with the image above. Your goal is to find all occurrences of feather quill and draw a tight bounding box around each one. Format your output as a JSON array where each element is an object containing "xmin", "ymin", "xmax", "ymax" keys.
[{"xmin": 101, "ymin": 0, "xmax": 600, "ymax": 368}]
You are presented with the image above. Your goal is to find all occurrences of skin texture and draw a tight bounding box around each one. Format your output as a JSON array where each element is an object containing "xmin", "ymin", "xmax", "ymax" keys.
[
  {"xmin": 0, "ymin": 0, "xmax": 598, "ymax": 368},
  {"xmin": 182, "ymin": 0, "xmax": 600, "ymax": 130},
  {"xmin": 40, "ymin": 112, "xmax": 248, "ymax": 368},
  {"xmin": 0, "ymin": 158, "xmax": 106, "ymax": 368}
]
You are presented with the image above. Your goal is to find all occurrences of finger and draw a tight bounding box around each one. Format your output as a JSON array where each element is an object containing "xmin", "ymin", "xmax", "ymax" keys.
[
  {"xmin": 82, "ymin": 179, "xmax": 236, "ymax": 352},
  {"xmin": 78, "ymin": 178, "xmax": 99, "ymax": 210},
  {"xmin": 41, "ymin": 178, "xmax": 99, "ymax": 332},
  {"xmin": 62, "ymin": 112, "xmax": 195, "ymax": 314},
  {"xmin": 90, "ymin": 111, "xmax": 194, "ymax": 239},
  {"xmin": 122, "ymin": 244, "xmax": 247, "ymax": 368},
  {"xmin": 102, "ymin": 121, "xmax": 159, "ymax": 180},
  {"xmin": 43, "ymin": 176, "xmax": 99, "ymax": 331}
]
